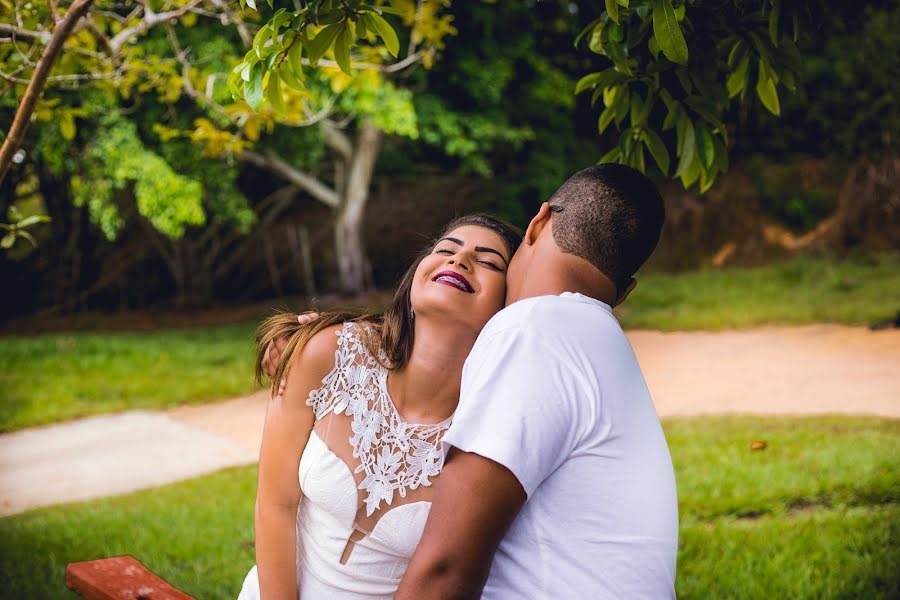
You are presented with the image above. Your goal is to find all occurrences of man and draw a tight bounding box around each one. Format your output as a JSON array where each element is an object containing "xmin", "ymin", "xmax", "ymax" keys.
[
  {"xmin": 268, "ymin": 164, "xmax": 678, "ymax": 598},
  {"xmin": 394, "ymin": 164, "xmax": 677, "ymax": 599}
]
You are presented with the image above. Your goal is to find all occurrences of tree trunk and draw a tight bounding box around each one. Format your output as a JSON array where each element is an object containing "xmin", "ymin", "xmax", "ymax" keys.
[
  {"xmin": 0, "ymin": 0, "xmax": 94, "ymax": 184},
  {"xmin": 335, "ymin": 122, "xmax": 381, "ymax": 293}
]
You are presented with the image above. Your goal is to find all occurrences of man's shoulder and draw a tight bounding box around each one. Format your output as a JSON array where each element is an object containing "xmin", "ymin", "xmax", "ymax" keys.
[{"xmin": 482, "ymin": 294, "xmax": 620, "ymax": 341}]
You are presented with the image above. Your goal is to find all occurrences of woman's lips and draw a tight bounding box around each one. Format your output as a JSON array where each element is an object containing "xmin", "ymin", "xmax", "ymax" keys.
[{"xmin": 432, "ymin": 270, "xmax": 474, "ymax": 293}]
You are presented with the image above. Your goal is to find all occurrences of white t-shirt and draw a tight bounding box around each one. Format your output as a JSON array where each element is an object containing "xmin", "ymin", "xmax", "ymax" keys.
[{"xmin": 442, "ymin": 292, "xmax": 678, "ymax": 599}]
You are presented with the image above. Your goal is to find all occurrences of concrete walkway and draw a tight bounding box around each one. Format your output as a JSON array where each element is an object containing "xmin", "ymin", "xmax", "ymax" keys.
[{"xmin": 1, "ymin": 324, "xmax": 898, "ymax": 517}]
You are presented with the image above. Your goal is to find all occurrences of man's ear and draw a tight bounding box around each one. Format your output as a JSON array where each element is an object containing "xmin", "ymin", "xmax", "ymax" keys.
[
  {"xmin": 612, "ymin": 277, "xmax": 637, "ymax": 308},
  {"xmin": 524, "ymin": 202, "xmax": 552, "ymax": 246}
]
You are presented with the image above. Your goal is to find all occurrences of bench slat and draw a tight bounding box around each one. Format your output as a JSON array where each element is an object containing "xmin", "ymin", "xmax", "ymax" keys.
[{"xmin": 65, "ymin": 556, "xmax": 195, "ymax": 600}]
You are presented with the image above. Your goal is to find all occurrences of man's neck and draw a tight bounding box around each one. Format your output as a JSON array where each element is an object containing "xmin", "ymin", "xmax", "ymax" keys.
[{"xmin": 506, "ymin": 256, "xmax": 617, "ymax": 306}]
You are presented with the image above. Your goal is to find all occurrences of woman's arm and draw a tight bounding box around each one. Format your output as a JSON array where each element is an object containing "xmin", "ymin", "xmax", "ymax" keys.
[{"xmin": 254, "ymin": 325, "xmax": 340, "ymax": 600}]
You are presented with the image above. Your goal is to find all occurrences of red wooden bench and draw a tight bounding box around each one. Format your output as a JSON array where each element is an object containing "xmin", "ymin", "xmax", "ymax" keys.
[{"xmin": 65, "ymin": 556, "xmax": 195, "ymax": 600}]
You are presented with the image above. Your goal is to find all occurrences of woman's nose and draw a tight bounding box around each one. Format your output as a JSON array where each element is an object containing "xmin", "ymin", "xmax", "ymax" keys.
[{"xmin": 449, "ymin": 257, "xmax": 470, "ymax": 271}]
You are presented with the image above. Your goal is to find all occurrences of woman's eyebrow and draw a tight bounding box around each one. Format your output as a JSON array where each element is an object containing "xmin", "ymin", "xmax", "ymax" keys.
[
  {"xmin": 437, "ymin": 237, "xmax": 508, "ymax": 265},
  {"xmin": 475, "ymin": 246, "xmax": 508, "ymax": 265}
]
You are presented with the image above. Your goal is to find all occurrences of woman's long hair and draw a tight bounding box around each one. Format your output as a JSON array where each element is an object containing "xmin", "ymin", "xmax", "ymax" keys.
[{"xmin": 256, "ymin": 214, "xmax": 522, "ymax": 395}]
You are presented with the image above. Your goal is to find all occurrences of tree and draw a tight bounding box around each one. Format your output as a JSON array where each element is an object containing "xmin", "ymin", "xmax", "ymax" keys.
[{"xmin": 1, "ymin": 0, "xmax": 451, "ymax": 297}]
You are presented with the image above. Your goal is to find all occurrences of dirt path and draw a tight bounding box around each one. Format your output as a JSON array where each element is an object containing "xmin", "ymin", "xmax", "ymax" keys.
[
  {"xmin": 1, "ymin": 324, "xmax": 897, "ymax": 516},
  {"xmin": 629, "ymin": 324, "xmax": 900, "ymax": 418}
]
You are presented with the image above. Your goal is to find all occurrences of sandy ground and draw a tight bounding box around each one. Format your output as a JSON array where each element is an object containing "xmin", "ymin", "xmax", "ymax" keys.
[{"xmin": 1, "ymin": 324, "xmax": 898, "ymax": 516}]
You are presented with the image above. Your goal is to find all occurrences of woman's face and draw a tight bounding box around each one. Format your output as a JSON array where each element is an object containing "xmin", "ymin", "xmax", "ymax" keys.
[{"xmin": 410, "ymin": 225, "xmax": 510, "ymax": 332}]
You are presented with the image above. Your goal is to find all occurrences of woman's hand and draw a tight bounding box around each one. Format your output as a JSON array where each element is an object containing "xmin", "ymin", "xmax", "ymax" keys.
[{"xmin": 262, "ymin": 312, "xmax": 321, "ymax": 396}]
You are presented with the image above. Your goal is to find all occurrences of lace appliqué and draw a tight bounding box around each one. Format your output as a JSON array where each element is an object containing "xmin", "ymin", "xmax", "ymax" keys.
[{"xmin": 306, "ymin": 322, "xmax": 452, "ymax": 516}]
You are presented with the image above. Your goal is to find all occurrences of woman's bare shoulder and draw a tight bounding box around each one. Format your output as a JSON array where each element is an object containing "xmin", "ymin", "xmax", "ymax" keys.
[{"xmin": 292, "ymin": 323, "xmax": 344, "ymax": 379}]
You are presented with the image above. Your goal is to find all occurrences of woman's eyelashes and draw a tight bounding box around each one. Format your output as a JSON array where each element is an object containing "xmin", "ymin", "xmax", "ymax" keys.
[{"xmin": 434, "ymin": 247, "xmax": 503, "ymax": 272}]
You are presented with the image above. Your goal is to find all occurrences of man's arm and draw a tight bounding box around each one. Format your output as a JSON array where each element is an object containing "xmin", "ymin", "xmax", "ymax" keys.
[{"xmin": 394, "ymin": 447, "xmax": 526, "ymax": 600}]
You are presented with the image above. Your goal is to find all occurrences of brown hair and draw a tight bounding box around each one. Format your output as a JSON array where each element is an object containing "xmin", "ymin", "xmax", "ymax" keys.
[
  {"xmin": 256, "ymin": 214, "xmax": 522, "ymax": 395},
  {"xmin": 549, "ymin": 164, "xmax": 665, "ymax": 291}
]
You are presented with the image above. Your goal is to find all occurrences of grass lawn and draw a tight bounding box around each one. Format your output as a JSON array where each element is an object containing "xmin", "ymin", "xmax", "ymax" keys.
[
  {"xmin": 1, "ymin": 253, "xmax": 897, "ymax": 431},
  {"xmin": 1, "ymin": 416, "xmax": 897, "ymax": 599},
  {"xmin": 0, "ymin": 323, "xmax": 258, "ymax": 432},
  {"xmin": 617, "ymin": 252, "xmax": 900, "ymax": 330}
]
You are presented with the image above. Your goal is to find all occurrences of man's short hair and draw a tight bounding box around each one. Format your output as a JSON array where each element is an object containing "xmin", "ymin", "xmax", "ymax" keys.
[{"xmin": 549, "ymin": 164, "xmax": 665, "ymax": 291}]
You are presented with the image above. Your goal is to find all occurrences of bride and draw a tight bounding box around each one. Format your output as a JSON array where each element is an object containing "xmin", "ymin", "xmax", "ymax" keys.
[{"xmin": 238, "ymin": 214, "xmax": 521, "ymax": 599}]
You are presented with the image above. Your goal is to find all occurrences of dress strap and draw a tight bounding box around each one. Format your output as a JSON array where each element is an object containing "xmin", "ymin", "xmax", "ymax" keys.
[{"xmin": 306, "ymin": 321, "xmax": 381, "ymax": 421}]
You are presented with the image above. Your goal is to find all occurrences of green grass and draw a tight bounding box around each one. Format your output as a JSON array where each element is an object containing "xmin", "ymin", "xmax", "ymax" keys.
[
  {"xmin": 617, "ymin": 252, "xmax": 900, "ymax": 330},
  {"xmin": 1, "ymin": 416, "xmax": 897, "ymax": 599},
  {"xmin": 0, "ymin": 323, "xmax": 258, "ymax": 432},
  {"xmin": 1, "ymin": 254, "xmax": 897, "ymax": 431}
]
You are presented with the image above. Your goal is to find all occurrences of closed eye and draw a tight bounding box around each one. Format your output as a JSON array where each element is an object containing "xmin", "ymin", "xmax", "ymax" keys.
[{"xmin": 478, "ymin": 260, "xmax": 503, "ymax": 271}]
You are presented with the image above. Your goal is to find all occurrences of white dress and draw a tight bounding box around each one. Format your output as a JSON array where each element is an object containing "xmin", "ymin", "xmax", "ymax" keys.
[{"xmin": 239, "ymin": 322, "xmax": 452, "ymax": 599}]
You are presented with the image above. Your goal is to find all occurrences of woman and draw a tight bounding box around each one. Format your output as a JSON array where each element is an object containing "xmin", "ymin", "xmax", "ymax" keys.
[{"xmin": 239, "ymin": 214, "xmax": 521, "ymax": 599}]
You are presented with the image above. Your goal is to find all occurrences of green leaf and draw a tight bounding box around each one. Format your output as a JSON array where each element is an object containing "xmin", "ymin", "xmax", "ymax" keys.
[
  {"xmin": 679, "ymin": 153, "xmax": 701, "ymax": 188},
  {"xmin": 244, "ymin": 61, "xmax": 265, "ymax": 110},
  {"xmin": 648, "ymin": 33, "xmax": 661, "ymax": 59},
  {"xmin": 59, "ymin": 112, "xmax": 76, "ymax": 141},
  {"xmin": 574, "ymin": 17, "xmax": 603, "ymax": 48},
  {"xmin": 598, "ymin": 107, "xmax": 617, "ymax": 134},
  {"xmin": 245, "ymin": 0, "xmax": 256, "ymax": 11},
  {"xmin": 306, "ymin": 23, "xmax": 342, "ymax": 65},
  {"xmin": 652, "ymin": 0, "xmax": 688, "ymax": 65},
  {"xmin": 589, "ymin": 23, "xmax": 606, "ymax": 55},
  {"xmin": 16, "ymin": 214, "xmax": 50, "ymax": 228},
  {"xmin": 606, "ymin": 0, "xmax": 619, "ymax": 24},
  {"xmin": 695, "ymin": 122, "xmax": 715, "ymax": 170},
  {"xmin": 755, "ymin": 60, "xmax": 781, "ymax": 116},
  {"xmin": 357, "ymin": 15, "xmax": 368, "ymax": 38},
  {"xmin": 685, "ymin": 95, "xmax": 723, "ymax": 129},
  {"xmin": 267, "ymin": 69, "xmax": 286, "ymax": 114},
  {"xmin": 618, "ymin": 128, "xmax": 635, "ymax": 159},
  {"xmin": 280, "ymin": 61, "xmax": 304, "ymax": 90},
  {"xmin": 580, "ymin": 70, "xmax": 624, "ymax": 98},
  {"xmin": 367, "ymin": 12, "xmax": 400, "ymax": 57},
  {"xmin": 631, "ymin": 91, "xmax": 653, "ymax": 125},
  {"xmin": 613, "ymin": 88, "xmax": 629, "ymax": 125},
  {"xmin": 698, "ymin": 168, "xmax": 715, "ymax": 193},
  {"xmin": 575, "ymin": 72, "xmax": 605, "ymax": 95},
  {"xmin": 598, "ymin": 147, "xmax": 620, "ymax": 163},
  {"xmin": 271, "ymin": 8, "xmax": 292, "ymax": 32},
  {"xmin": 334, "ymin": 25, "xmax": 352, "ymax": 74},
  {"xmin": 642, "ymin": 128, "xmax": 670, "ymax": 174},
  {"xmin": 727, "ymin": 38, "xmax": 744, "ymax": 68},
  {"xmin": 288, "ymin": 40, "xmax": 304, "ymax": 82},
  {"xmin": 17, "ymin": 230, "xmax": 37, "ymax": 247},
  {"xmin": 662, "ymin": 98, "xmax": 680, "ymax": 131},
  {"xmin": 712, "ymin": 132, "xmax": 729, "ymax": 172},
  {"xmin": 769, "ymin": 0, "xmax": 781, "ymax": 47},
  {"xmin": 674, "ymin": 116, "xmax": 695, "ymax": 177},
  {"xmin": 727, "ymin": 54, "xmax": 750, "ymax": 98},
  {"xmin": 616, "ymin": 0, "xmax": 630, "ymax": 6},
  {"xmin": 253, "ymin": 24, "xmax": 271, "ymax": 58},
  {"xmin": 1, "ymin": 233, "xmax": 15, "ymax": 249}
]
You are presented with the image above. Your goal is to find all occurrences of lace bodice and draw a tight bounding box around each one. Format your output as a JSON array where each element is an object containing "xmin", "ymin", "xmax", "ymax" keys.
[{"xmin": 306, "ymin": 322, "xmax": 452, "ymax": 516}]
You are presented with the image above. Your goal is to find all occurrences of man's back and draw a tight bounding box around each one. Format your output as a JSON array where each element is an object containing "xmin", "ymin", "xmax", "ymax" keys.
[{"xmin": 442, "ymin": 292, "xmax": 678, "ymax": 599}]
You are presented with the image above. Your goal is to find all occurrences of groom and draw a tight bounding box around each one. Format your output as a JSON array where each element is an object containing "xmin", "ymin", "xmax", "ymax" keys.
[
  {"xmin": 267, "ymin": 164, "xmax": 678, "ymax": 598},
  {"xmin": 393, "ymin": 164, "xmax": 677, "ymax": 599}
]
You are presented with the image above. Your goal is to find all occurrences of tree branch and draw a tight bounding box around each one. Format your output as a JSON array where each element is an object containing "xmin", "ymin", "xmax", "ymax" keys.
[
  {"xmin": 323, "ymin": 121, "xmax": 353, "ymax": 162},
  {"xmin": 108, "ymin": 0, "xmax": 203, "ymax": 53},
  {"xmin": 208, "ymin": 0, "xmax": 252, "ymax": 46},
  {"xmin": 0, "ymin": 24, "xmax": 52, "ymax": 44},
  {"xmin": 240, "ymin": 150, "xmax": 339, "ymax": 208},
  {"xmin": 213, "ymin": 185, "xmax": 298, "ymax": 278},
  {"xmin": 304, "ymin": 52, "xmax": 423, "ymax": 73},
  {"xmin": 0, "ymin": 0, "xmax": 95, "ymax": 184}
]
